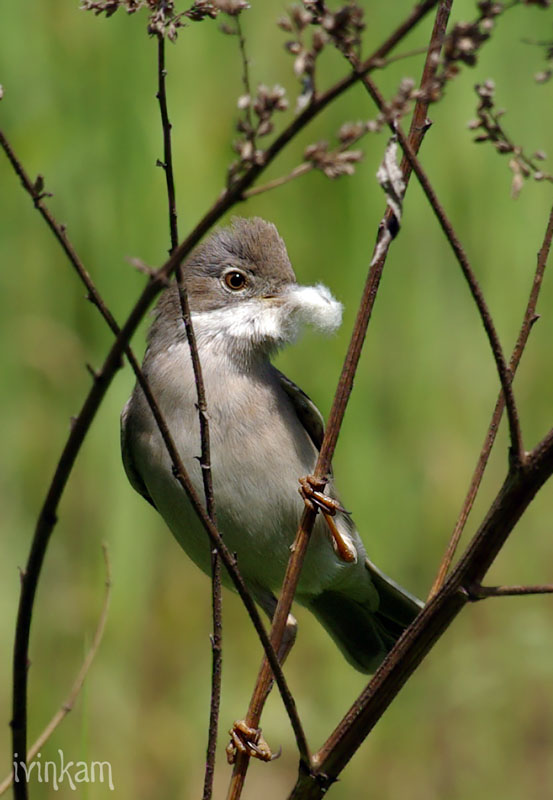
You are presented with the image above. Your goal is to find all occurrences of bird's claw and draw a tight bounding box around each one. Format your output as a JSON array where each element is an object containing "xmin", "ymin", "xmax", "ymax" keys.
[
  {"xmin": 298, "ymin": 475, "xmax": 349, "ymax": 516},
  {"xmin": 226, "ymin": 720, "xmax": 278, "ymax": 764},
  {"xmin": 298, "ymin": 475, "xmax": 357, "ymax": 563}
]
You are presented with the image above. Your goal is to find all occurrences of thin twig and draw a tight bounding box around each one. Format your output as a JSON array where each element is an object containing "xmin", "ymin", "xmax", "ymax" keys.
[
  {"xmin": 227, "ymin": 5, "xmax": 451, "ymax": 799},
  {"xmin": 468, "ymin": 583, "xmax": 553, "ymax": 599},
  {"xmin": 0, "ymin": 545, "xmax": 112, "ymax": 797},
  {"xmin": 242, "ymin": 163, "xmax": 313, "ymax": 198},
  {"xmin": 155, "ymin": 34, "xmax": 222, "ymax": 800},
  {"xmin": 374, "ymin": 44, "xmax": 436, "ymax": 68},
  {"xmin": 176, "ymin": 271, "xmax": 223, "ymax": 800},
  {"xmin": 354, "ymin": 70, "xmax": 526, "ymax": 468},
  {"xmin": 156, "ymin": 34, "xmax": 179, "ymax": 253},
  {"xmin": 6, "ymin": 2, "xmax": 440, "ymax": 792},
  {"xmin": 236, "ymin": 15, "xmax": 255, "ymax": 148},
  {"xmin": 429, "ymin": 202, "xmax": 553, "ymax": 598}
]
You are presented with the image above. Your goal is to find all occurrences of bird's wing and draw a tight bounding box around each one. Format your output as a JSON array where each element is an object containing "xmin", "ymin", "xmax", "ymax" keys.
[
  {"xmin": 365, "ymin": 556, "xmax": 423, "ymax": 629},
  {"xmin": 274, "ymin": 368, "xmax": 325, "ymax": 452},
  {"xmin": 120, "ymin": 397, "xmax": 157, "ymax": 509}
]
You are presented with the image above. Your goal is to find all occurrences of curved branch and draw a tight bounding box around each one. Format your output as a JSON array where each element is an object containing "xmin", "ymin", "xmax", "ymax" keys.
[{"xmin": 155, "ymin": 34, "xmax": 222, "ymax": 800}]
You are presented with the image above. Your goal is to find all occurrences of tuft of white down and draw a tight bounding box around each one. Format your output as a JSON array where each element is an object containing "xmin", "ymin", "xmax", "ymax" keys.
[
  {"xmin": 190, "ymin": 283, "xmax": 342, "ymax": 361},
  {"xmin": 283, "ymin": 283, "xmax": 343, "ymax": 336}
]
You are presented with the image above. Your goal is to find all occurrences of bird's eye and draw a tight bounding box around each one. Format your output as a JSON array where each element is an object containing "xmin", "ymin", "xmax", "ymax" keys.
[{"xmin": 223, "ymin": 270, "xmax": 247, "ymax": 291}]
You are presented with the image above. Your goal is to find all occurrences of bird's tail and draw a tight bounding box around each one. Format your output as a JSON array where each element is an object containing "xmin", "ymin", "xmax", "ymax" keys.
[{"xmin": 308, "ymin": 558, "xmax": 422, "ymax": 674}]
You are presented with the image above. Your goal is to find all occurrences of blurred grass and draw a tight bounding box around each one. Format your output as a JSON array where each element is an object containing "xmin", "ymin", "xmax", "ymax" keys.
[{"xmin": 2, "ymin": 1, "xmax": 553, "ymax": 798}]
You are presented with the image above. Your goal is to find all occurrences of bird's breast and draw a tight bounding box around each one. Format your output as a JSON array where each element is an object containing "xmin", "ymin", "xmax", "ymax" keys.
[{"xmin": 131, "ymin": 342, "xmax": 336, "ymax": 592}]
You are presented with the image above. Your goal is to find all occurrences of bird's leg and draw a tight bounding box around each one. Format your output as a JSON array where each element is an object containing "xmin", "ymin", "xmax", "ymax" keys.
[
  {"xmin": 226, "ymin": 592, "xmax": 296, "ymax": 764},
  {"xmin": 299, "ymin": 475, "xmax": 357, "ymax": 563}
]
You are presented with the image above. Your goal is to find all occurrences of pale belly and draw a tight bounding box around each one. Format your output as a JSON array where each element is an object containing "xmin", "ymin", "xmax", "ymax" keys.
[{"xmin": 128, "ymin": 367, "xmax": 358, "ymax": 599}]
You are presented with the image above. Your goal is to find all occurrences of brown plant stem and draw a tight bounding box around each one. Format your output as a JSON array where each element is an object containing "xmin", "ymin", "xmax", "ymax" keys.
[
  {"xmin": 156, "ymin": 35, "xmax": 179, "ymax": 253},
  {"xmin": 227, "ymin": 5, "xmax": 452, "ymax": 799},
  {"xmin": 155, "ymin": 34, "xmax": 222, "ymax": 800},
  {"xmin": 429, "ymin": 201, "xmax": 553, "ymax": 598},
  {"xmin": 290, "ymin": 430, "xmax": 553, "ymax": 798},
  {"xmin": 0, "ymin": 545, "xmax": 111, "ymax": 797},
  {"xmin": 242, "ymin": 163, "xmax": 314, "ymax": 198},
  {"xmin": 236, "ymin": 15, "xmax": 255, "ymax": 147},
  {"xmin": 6, "ymin": 3, "xmax": 440, "ymax": 793},
  {"xmin": 468, "ymin": 583, "xmax": 553, "ymax": 599},
  {"xmin": 354, "ymin": 70, "xmax": 525, "ymax": 467}
]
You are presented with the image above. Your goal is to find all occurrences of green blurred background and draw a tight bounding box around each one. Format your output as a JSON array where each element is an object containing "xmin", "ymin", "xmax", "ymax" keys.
[{"xmin": 2, "ymin": 1, "xmax": 553, "ymax": 797}]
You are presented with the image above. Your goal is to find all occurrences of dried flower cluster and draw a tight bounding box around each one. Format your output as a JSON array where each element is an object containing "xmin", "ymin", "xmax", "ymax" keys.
[
  {"xmin": 304, "ymin": 141, "xmax": 363, "ymax": 179},
  {"xmin": 310, "ymin": 1, "xmax": 365, "ymax": 56},
  {"xmin": 279, "ymin": 5, "xmax": 327, "ymax": 111},
  {"xmin": 183, "ymin": 0, "xmax": 219, "ymax": 21},
  {"xmin": 299, "ymin": 75, "xmax": 414, "ymax": 182},
  {"xmin": 228, "ymin": 84, "xmax": 289, "ymax": 182},
  {"xmin": 81, "ymin": 0, "xmax": 144, "ymax": 16},
  {"xmin": 212, "ymin": 0, "xmax": 250, "ymax": 15},
  {"xmin": 469, "ymin": 80, "xmax": 552, "ymax": 197},
  {"xmin": 279, "ymin": 1, "xmax": 365, "ymax": 110},
  {"xmin": 81, "ymin": 0, "xmax": 186, "ymax": 38},
  {"xmin": 148, "ymin": 1, "xmax": 184, "ymax": 39},
  {"xmin": 413, "ymin": 1, "xmax": 508, "ymax": 104},
  {"xmin": 81, "ymin": 0, "xmax": 248, "ymax": 35}
]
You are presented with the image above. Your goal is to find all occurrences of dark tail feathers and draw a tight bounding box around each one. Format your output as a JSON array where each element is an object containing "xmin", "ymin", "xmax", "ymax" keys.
[{"xmin": 309, "ymin": 558, "xmax": 422, "ymax": 674}]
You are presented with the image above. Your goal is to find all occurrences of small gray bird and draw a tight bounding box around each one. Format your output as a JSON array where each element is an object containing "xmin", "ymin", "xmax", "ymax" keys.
[{"xmin": 121, "ymin": 217, "xmax": 421, "ymax": 673}]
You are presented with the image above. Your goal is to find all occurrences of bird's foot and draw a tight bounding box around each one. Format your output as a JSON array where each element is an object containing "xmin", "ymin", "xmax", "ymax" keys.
[
  {"xmin": 226, "ymin": 720, "xmax": 279, "ymax": 764},
  {"xmin": 298, "ymin": 475, "xmax": 356, "ymax": 563}
]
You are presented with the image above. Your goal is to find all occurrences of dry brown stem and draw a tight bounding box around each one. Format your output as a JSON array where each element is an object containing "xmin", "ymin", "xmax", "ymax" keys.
[{"xmin": 155, "ymin": 34, "xmax": 222, "ymax": 800}]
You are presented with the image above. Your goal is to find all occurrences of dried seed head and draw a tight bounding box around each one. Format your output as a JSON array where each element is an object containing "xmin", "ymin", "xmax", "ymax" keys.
[
  {"xmin": 277, "ymin": 15, "xmax": 293, "ymax": 32},
  {"xmin": 535, "ymin": 69, "xmax": 552, "ymax": 84},
  {"xmin": 184, "ymin": 0, "xmax": 219, "ymax": 20},
  {"xmin": 304, "ymin": 140, "xmax": 364, "ymax": 179},
  {"xmin": 290, "ymin": 6, "xmax": 313, "ymax": 30},
  {"xmin": 312, "ymin": 29, "xmax": 328, "ymax": 52},
  {"xmin": 213, "ymin": 0, "xmax": 249, "ymax": 15},
  {"xmin": 338, "ymin": 121, "xmax": 365, "ymax": 144},
  {"xmin": 477, "ymin": 1, "xmax": 504, "ymax": 16},
  {"xmin": 285, "ymin": 40, "xmax": 302, "ymax": 55}
]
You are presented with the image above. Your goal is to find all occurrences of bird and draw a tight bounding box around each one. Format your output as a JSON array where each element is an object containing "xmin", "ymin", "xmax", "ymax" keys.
[{"xmin": 121, "ymin": 217, "xmax": 421, "ymax": 674}]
